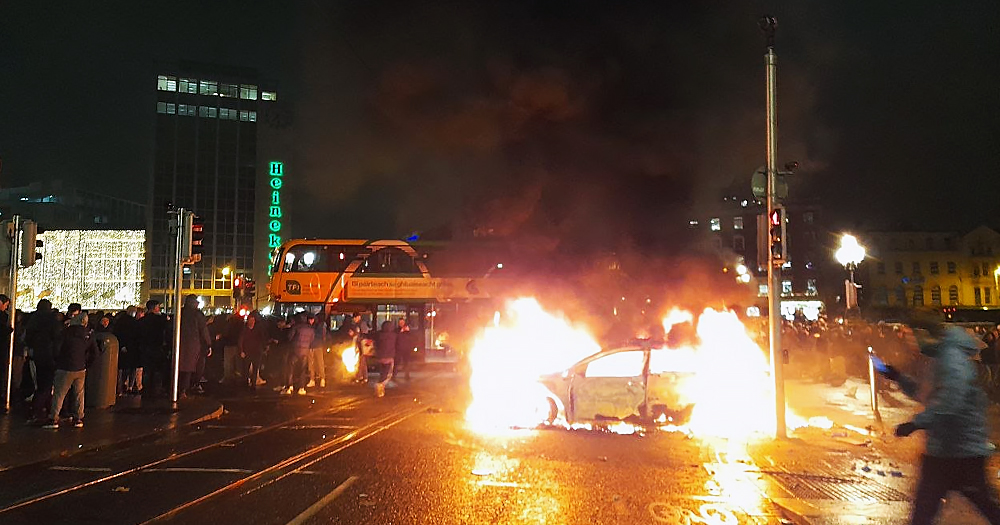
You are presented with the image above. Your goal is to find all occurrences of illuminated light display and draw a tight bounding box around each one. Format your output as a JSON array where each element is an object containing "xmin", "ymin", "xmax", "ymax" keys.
[
  {"xmin": 268, "ymin": 161, "xmax": 283, "ymax": 249},
  {"xmin": 17, "ymin": 230, "xmax": 145, "ymax": 311}
]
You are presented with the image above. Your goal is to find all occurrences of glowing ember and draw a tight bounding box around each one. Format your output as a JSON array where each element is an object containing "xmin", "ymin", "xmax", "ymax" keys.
[
  {"xmin": 466, "ymin": 298, "xmax": 600, "ymax": 432},
  {"xmin": 341, "ymin": 344, "xmax": 360, "ymax": 375}
]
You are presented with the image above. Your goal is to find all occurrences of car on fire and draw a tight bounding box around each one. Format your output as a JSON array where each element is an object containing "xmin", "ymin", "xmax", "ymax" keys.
[{"xmin": 537, "ymin": 343, "xmax": 698, "ymax": 427}]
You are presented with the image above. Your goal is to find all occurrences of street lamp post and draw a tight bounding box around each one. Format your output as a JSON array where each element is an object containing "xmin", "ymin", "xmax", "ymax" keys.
[{"xmin": 835, "ymin": 234, "xmax": 866, "ymax": 313}]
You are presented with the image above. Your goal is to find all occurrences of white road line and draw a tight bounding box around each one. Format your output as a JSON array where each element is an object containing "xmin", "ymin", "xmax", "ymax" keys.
[
  {"xmin": 49, "ymin": 466, "xmax": 113, "ymax": 472},
  {"xmin": 284, "ymin": 425, "xmax": 358, "ymax": 430},
  {"xmin": 286, "ymin": 476, "xmax": 359, "ymax": 525},
  {"xmin": 145, "ymin": 468, "xmax": 254, "ymax": 474}
]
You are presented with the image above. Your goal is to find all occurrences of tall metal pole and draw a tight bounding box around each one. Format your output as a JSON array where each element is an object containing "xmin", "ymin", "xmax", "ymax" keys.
[
  {"xmin": 763, "ymin": 16, "xmax": 786, "ymax": 439},
  {"xmin": 171, "ymin": 209, "xmax": 185, "ymax": 404},
  {"xmin": 4, "ymin": 215, "xmax": 20, "ymax": 413}
]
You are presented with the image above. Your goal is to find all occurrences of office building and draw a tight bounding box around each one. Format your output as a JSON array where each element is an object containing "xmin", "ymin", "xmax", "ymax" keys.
[{"xmin": 148, "ymin": 62, "xmax": 278, "ymax": 308}]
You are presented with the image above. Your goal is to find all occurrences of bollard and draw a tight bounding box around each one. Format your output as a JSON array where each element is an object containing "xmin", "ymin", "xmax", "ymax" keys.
[{"xmin": 867, "ymin": 346, "xmax": 883, "ymax": 425}]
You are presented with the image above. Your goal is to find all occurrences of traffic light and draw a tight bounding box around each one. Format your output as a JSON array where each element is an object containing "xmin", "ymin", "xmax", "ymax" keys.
[
  {"xmin": 232, "ymin": 276, "xmax": 244, "ymax": 301},
  {"xmin": 768, "ymin": 207, "xmax": 787, "ymax": 263},
  {"xmin": 20, "ymin": 220, "xmax": 42, "ymax": 268},
  {"xmin": 244, "ymin": 279, "xmax": 256, "ymax": 302},
  {"xmin": 190, "ymin": 215, "xmax": 205, "ymax": 263}
]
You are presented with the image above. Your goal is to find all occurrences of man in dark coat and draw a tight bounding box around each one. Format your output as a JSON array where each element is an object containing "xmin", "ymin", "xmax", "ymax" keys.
[
  {"xmin": 179, "ymin": 295, "xmax": 211, "ymax": 397},
  {"xmin": 43, "ymin": 313, "xmax": 97, "ymax": 429},
  {"xmin": 238, "ymin": 312, "xmax": 270, "ymax": 391},
  {"xmin": 26, "ymin": 299, "xmax": 63, "ymax": 423},
  {"xmin": 138, "ymin": 300, "xmax": 169, "ymax": 396}
]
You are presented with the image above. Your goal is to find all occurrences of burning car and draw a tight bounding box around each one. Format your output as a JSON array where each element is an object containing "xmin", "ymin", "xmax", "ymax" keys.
[{"xmin": 537, "ymin": 343, "xmax": 698, "ymax": 427}]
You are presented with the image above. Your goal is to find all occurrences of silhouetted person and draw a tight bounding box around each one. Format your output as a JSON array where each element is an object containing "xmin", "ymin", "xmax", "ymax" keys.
[
  {"xmin": 25, "ymin": 299, "xmax": 63, "ymax": 423},
  {"xmin": 880, "ymin": 314, "xmax": 1000, "ymax": 525}
]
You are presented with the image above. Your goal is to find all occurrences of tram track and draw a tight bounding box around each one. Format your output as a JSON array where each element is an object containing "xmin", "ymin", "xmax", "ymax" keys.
[{"xmin": 0, "ymin": 394, "xmax": 368, "ymax": 515}]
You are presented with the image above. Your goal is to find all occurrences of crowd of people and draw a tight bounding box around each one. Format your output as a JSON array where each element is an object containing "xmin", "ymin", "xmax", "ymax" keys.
[{"xmin": 4, "ymin": 296, "xmax": 423, "ymax": 428}]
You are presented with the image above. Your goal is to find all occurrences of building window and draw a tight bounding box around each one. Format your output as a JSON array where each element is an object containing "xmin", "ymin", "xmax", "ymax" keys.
[
  {"xmin": 987, "ymin": 287, "xmax": 993, "ymax": 305},
  {"xmin": 239, "ymin": 110, "xmax": 250, "ymax": 121},
  {"xmin": 949, "ymin": 285, "xmax": 959, "ymax": 304},
  {"xmin": 239, "ymin": 84, "xmax": 258, "ymax": 100},
  {"xmin": 178, "ymin": 104, "xmax": 196, "ymax": 116},
  {"xmin": 875, "ymin": 287, "xmax": 888, "ymax": 305},
  {"xmin": 947, "ymin": 261, "xmax": 956, "ymax": 274},
  {"xmin": 166, "ymin": 103, "xmax": 175, "ymax": 114},
  {"xmin": 198, "ymin": 106, "xmax": 217, "ymax": 118},
  {"xmin": 178, "ymin": 78, "xmax": 198, "ymax": 94},
  {"xmin": 929, "ymin": 261, "xmax": 939, "ymax": 274},
  {"xmin": 806, "ymin": 279, "xmax": 818, "ymax": 296},
  {"xmin": 912, "ymin": 262, "xmax": 921, "ymax": 274},
  {"xmin": 975, "ymin": 287, "xmax": 982, "ymax": 306},
  {"xmin": 199, "ymin": 80, "xmax": 218, "ymax": 96},
  {"xmin": 876, "ymin": 262, "xmax": 885, "ymax": 275},
  {"xmin": 156, "ymin": 102, "xmax": 167, "ymax": 114},
  {"xmin": 983, "ymin": 263, "xmax": 990, "ymax": 276},
  {"xmin": 711, "ymin": 237, "xmax": 722, "ymax": 250},
  {"xmin": 249, "ymin": 111, "xmax": 256, "ymax": 122},
  {"xmin": 733, "ymin": 235, "xmax": 745, "ymax": 252},
  {"xmin": 758, "ymin": 284, "xmax": 768, "ymax": 297},
  {"xmin": 913, "ymin": 285, "xmax": 924, "ymax": 306},
  {"xmin": 733, "ymin": 217, "xmax": 744, "ymax": 230},
  {"xmin": 219, "ymin": 83, "xmax": 238, "ymax": 98},
  {"xmin": 803, "ymin": 211, "xmax": 814, "ymax": 224},
  {"xmin": 894, "ymin": 262, "xmax": 903, "ymax": 275},
  {"xmin": 262, "ymin": 91, "xmax": 277, "ymax": 101},
  {"xmin": 895, "ymin": 287, "xmax": 906, "ymax": 305},
  {"xmin": 709, "ymin": 218, "xmax": 721, "ymax": 232},
  {"xmin": 931, "ymin": 285, "xmax": 942, "ymax": 305},
  {"xmin": 781, "ymin": 280, "xmax": 792, "ymax": 295},
  {"xmin": 157, "ymin": 75, "xmax": 177, "ymax": 91}
]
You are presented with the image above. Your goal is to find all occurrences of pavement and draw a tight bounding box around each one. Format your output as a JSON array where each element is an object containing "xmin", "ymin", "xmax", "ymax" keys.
[
  {"xmin": 759, "ymin": 377, "xmax": 1000, "ymax": 525},
  {"xmin": 0, "ymin": 393, "xmax": 223, "ymax": 471}
]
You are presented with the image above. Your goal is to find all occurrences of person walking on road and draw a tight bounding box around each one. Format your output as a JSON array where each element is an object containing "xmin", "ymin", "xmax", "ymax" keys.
[
  {"xmin": 26, "ymin": 299, "xmax": 63, "ymax": 424},
  {"xmin": 374, "ymin": 321, "xmax": 397, "ymax": 398},
  {"xmin": 285, "ymin": 313, "xmax": 315, "ymax": 395},
  {"xmin": 43, "ymin": 312, "xmax": 98, "ymax": 429},
  {"xmin": 138, "ymin": 300, "xmax": 169, "ymax": 396},
  {"xmin": 308, "ymin": 312, "xmax": 328, "ymax": 388},
  {"xmin": 179, "ymin": 295, "xmax": 211, "ymax": 398},
  {"xmin": 238, "ymin": 312, "xmax": 269, "ymax": 391},
  {"xmin": 879, "ymin": 313, "xmax": 1000, "ymax": 525},
  {"xmin": 395, "ymin": 317, "xmax": 413, "ymax": 381}
]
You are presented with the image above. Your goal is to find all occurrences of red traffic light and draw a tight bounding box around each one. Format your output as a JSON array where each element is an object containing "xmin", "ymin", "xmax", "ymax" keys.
[
  {"xmin": 234, "ymin": 277, "xmax": 242, "ymax": 287},
  {"xmin": 769, "ymin": 209, "xmax": 782, "ymax": 226}
]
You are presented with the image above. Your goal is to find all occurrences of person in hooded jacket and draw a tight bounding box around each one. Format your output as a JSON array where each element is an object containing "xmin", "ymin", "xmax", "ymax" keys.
[
  {"xmin": 43, "ymin": 312, "xmax": 97, "ymax": 429},
  {"xmin": 26, "ymin": 299, "xmax": 63, "ymax": 423},
  {"xmin": 238, "ymin": 312, "xmax": 270, "ymax": 391},
  {"xmin": 879, "ymin": 314, "xmax": 1000, "ymax": 525},
  {"xmin": 374, "ymin": 321, "xmax": 397, "ymax": 398},
  {"xmin": 284, "ymin": 313, "xmax": 315, "ymax": 395},
  {"xmin": 178, "ymin": 295, "xmax": 211, "ymax": 397}
]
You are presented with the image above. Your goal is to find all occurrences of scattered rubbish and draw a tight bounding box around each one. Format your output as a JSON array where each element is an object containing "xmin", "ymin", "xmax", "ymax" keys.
[
  {"xmin": 891, "ymin": 471, "xmax": 904, "ymax": 477},
  {"xmin": 112, "ymin": 486, "xmax": 130, "ymax": 493},
  {"xmin": 598, "ymin": 456, "xmax": 608, "ymax": 462},
  {"xmin": 861, "ymin": 466, "xmax": 872, "ymax": 472},
  {"xmin": 876, "ymin": 470, "xmax": 886, "ymax": 476},
  {"xmin": 358, "ymin": 494, "xmax": 377, "ymax": 508},
  {"xmin": 78, "ymin": 444, "xmax": 84, "ymax": 449}
]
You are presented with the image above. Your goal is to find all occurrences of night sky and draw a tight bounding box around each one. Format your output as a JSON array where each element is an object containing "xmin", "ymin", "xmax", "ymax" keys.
[{"xmin": 1, "ymin": 2, "xmax": 997, "ymax": 250}]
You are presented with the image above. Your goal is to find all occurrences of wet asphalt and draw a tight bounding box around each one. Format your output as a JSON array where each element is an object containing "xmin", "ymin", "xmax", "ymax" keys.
[{"xmin": 0, "ymin": 371, "xmax": 798, "ymax": 525}]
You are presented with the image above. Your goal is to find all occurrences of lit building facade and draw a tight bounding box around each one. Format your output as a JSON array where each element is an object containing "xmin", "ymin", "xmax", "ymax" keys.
[
  {"xmin": 148, "ymin": 63, "xmax": 278, "ymax": 308},
  {"xmin": 860, "ymin": 225, "xmax": 1000, "ymax": 311},
  {"xmin": 17, "ymin": 230, "xmax": 145, "ymax": 311}
]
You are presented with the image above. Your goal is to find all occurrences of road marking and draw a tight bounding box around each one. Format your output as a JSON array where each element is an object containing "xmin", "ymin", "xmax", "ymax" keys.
[
  {"xmin": 204, "ymin": 425, "xmax": 263, "ymax": 430},
  {"xmin": 49, "ymin": 466, "xmax": 113, "ymax": 472},
  {"xmin": 145, "ymin": 468, "xmax": 255, "ymax": 474},
  {"xmin": 284, "ymin": 424, "xmax": 358, "ymax": 430},
  {"xmin": 285, "ymin": 476, "xmax": 359, "ymax": 525},
  {"xmin": 476, "ymin": 480, "xmax": 529, "ymax": 488}
]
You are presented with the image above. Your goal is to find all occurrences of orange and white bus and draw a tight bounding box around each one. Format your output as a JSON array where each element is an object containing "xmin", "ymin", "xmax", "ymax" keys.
[{"xmin": 268, "ymin": 238, "xmax": 502, "ymax": 360}]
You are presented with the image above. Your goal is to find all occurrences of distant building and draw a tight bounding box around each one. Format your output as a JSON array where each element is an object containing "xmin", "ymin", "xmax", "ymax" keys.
[
  {"xmin": 148, "ymin": 62, "xmax": 279, "ymax": 308},
  {"xmin": 0, "ymin": 180, "xmax": 145, "ymax": 230},
  {"xmin": 16, "ymin": 230, "xmax": 145, "ymax": 311},
  {"xmin": 860, "ymin": 225, "xmax": 1000, "ymax": 311}
]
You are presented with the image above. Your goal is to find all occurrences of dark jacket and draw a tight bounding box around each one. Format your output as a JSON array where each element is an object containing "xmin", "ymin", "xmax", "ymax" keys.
[
  {"xmin": 25, "ymin": 307, "xmax": 62, "ymax": 367},
  {"xmin": 239, "ymin": 324, "xmax": 269, "ymax": 360},
  {"xmin": 375, "ymin": 329, "xmax": 397, "ymax": 360},
  {"xmin": 138, "ymin": 312, "xmax": 169, "ymax": 364},
  {"xmin": 288, "ymin": 322, "xmax": 315, "ymax": 355},
  {"xmin": 55, "ymin": 325, "xmax": 98, "ymax": 372},
  {"xmin": 180, "ymin": 305, "xmax": 212, "ymax": 373}
]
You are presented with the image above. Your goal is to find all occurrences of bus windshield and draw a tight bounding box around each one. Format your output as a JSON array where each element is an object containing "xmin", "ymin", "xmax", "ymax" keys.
[{"xmin": 279, "ymin": 244, "xmax": 367, "ymax": 273}]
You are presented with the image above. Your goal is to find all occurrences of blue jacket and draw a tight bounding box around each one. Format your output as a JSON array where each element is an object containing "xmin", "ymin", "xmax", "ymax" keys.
[{"xmin": 898, "ymin": 325, "xmax": 992, "ymax": 458}]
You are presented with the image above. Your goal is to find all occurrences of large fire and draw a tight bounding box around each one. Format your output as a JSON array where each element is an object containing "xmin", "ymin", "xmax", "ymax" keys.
[{"xmin": 466, "ymin": 298, "xmax": 812, "ymax": 440}]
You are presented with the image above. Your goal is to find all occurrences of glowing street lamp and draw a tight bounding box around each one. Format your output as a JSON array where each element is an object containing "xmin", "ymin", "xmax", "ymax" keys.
[
  {"xmin": 835, "ymin": 234, "xmax": 866, "ymax": 311},
  {"xmin": 221, "ymin": 266, "xmax": 231, "ymax": 277}
]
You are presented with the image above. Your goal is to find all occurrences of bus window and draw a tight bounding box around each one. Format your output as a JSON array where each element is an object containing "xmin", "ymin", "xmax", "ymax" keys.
[
  {"xmin": 282, "ymin": 245, "xmax": 364, "ymax": 273},
  {"xmin": 358, "ymin": 247, "xmax": 422, "ymax": 275}
]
